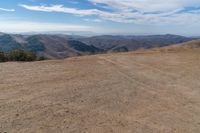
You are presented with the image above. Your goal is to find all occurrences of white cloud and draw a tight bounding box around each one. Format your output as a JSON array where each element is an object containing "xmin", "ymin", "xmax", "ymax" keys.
[
  {"xmin": 84, "ymin": 18, "xmax": 102, "ymax": 22},
  {"xmin": 19, "ymin": 4, "xmax": 101, "ymax": 16},
  {"xmin": 0, "ymin": 21, "xmax": 94, "ymax": 33},
  {"xmin": 19, "ymin": 1, "xmax": 200, "ymax": 25},
  {"xmin": 0, "ymin": 8, "xmax": 15, "ymax": 12},
  {"xmin": 88, "ymin": 0, "xmax": 200, "ymax": 24},
  {"xmin": 89, "ymin": 0, "xmax": 200, "ymax": 12}
]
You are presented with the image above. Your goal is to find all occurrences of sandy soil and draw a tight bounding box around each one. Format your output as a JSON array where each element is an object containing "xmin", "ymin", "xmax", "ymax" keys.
[{"xmin": 1, "ymin": 50, "xmax": 200, "ymax": 133}]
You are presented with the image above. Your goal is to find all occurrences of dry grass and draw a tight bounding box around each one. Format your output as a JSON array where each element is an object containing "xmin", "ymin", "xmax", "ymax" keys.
[{"xmin": 1, "ymin": 49, "xmax": 200, "ymax": 133}]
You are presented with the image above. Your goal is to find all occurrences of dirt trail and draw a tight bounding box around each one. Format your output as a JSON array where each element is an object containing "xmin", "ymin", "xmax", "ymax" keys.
[{"xmin": 1, "ymin": 51, "xmax": 200, "ymax": 133}]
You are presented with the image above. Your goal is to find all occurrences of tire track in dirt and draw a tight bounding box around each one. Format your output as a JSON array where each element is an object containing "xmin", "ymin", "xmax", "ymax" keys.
[
  {"xmin": 113, "ymin": 56, "xmax": 198, "ymax": 97},
  {"xmin": 118, "ymin": 56, "xmax": 179, "ymax": 79},
  {"xmin": 99, "ymin": 56, "xmax": 158, "ymax": 95},
  {"xmin": 99, "ymin": 56, "xmax": 200, "ymax": 130},
  {"xmin": 99, "ymin": 56, "xmax": 194, "ymax": 100}
]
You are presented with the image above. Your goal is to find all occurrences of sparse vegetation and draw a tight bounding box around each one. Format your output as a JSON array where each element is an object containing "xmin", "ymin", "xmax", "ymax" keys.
[
  {"xmin": 0, "ymin": 50, "xmax": 46, "ymax": 62},
  {"xmin": 0, "ymin": 51, "xmax": 7, "ymax": 62},
  {"xmin": 37, "ymin": 56, "xmax": 47, "ymax": 61},
  {"xmin": 8, "ymin": 50, "xmax": 37, "ymax": 61}
]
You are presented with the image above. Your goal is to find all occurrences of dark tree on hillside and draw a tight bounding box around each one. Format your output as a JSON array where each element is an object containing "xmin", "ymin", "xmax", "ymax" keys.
[
  {"xmin": 8, "ymin": 50, "xmax": 37, "ymax": 61},
  {"xmin": 0, "ymin": 51, "xmax": 7, "ymax": 62}
]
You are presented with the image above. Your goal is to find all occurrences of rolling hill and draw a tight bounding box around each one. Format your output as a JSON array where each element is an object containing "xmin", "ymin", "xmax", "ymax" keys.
[
  {"xmin": 0, "ymin": 34, "xmax": 103, "ymax": 59},
  {"xmin": 1, "ymin": 40, "xmax": 200, "ymax": 132},
  {"xmin": 0, "ymin": 33, "xmax": 194, "ymax": 59},
  {"xmin": 147, "ymin": 39, "xmax": 200, "ymax": 53},
  {"xmin": 79, "ymin": 34, "xmax": 193, "ymax": 52}
]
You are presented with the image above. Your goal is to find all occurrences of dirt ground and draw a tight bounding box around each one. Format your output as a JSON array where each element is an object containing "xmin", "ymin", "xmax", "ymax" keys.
[{"xmin": 1, "ymin": 50, "xmax": 200, "ymax": 133}]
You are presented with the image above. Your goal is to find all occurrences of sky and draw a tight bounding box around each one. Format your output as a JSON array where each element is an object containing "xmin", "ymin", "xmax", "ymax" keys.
[{"xmin": 0, "ymin": 0, "xmax": 200, "ymax": 36}]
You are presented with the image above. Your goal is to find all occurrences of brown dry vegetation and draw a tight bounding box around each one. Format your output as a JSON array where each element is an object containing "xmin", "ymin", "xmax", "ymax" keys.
[{"xmin": 1, "ymin": 45, "xmax": 200, "ymax": 132}]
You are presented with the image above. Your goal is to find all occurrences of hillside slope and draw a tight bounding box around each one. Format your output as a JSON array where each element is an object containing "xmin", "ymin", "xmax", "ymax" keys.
[
  {"xmin": 0, "ymin": 34, "xmax": 103, "ymax": 59},
  {"xmin": 80, "ymin": 34, "xmax": 192, "ymax": 52},
  {"xmin": 30, "ymin": 35, "xmax": 103, "ymax": 59},
  {"xmin": 1, "ymin": 47, "xmax": 200, "ymax": 132},
  {"xmin": 163, "ymin": 39, "xmax": 200, "ymax": 50},
  {"xmin": 0, "ymin": 33, "xmax": 194, "ymax": 59},
  {"xmin": 146, "ymin": 39, "xmax": 200, "ymax": 53}
]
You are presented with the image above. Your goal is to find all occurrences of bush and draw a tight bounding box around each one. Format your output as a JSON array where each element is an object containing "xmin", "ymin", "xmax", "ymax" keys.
[
  {"xmin": 0, "ymin": 52, "xmax": 7, "ymax": 62},
  {"xmin": 37, "ymin": 56, "xmax": 47, "ymax": 61},
  {"xmin": 8, "ymin": 50, "xmax": 37, "ymax": 61},
  {"xmin": 0, "ymin": 50, "xmax": 48, "ymax": 62}
]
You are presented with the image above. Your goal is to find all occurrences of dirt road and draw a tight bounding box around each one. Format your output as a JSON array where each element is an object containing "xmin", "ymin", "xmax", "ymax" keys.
[{"xmin": 1, "ymin": 50, "xmax": 200, "ymax": 133}]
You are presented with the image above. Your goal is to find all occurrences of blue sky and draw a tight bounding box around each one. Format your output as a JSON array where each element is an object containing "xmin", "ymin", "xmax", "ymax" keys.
[{"xmin": 0, "ymin": 0, "xmax": 200, "ymax": 36}]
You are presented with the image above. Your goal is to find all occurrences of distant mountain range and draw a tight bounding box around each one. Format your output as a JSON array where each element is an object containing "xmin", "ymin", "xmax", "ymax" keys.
[{"xmin": 0, "ymin": 33, "xmax": 195, "ymax": 59}]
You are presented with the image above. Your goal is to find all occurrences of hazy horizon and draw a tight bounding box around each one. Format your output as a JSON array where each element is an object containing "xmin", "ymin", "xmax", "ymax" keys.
[
  {"xmin": 1, "ymin": 31, "xmax": 199, "ymax": 38},
  {"xmin": 1, "ymin": 0, "xmax": 200, "ymax": 36}
]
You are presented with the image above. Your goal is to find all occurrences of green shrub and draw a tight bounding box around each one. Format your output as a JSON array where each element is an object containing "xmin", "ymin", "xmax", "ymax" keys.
[
  {"xmin": 0, "ymin": 50, "xmax": 47, "ymax": 62},
  {"xmin": 7, "ymin": 50, "xmax": 37, "ymax": 61},
  {"xmin": 37, "ymin": 56, "xmax": 47, "ymax": 61},
  {"xmin": 0, "ymin": 51, "xmax": 7, "ymax": 62}
]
